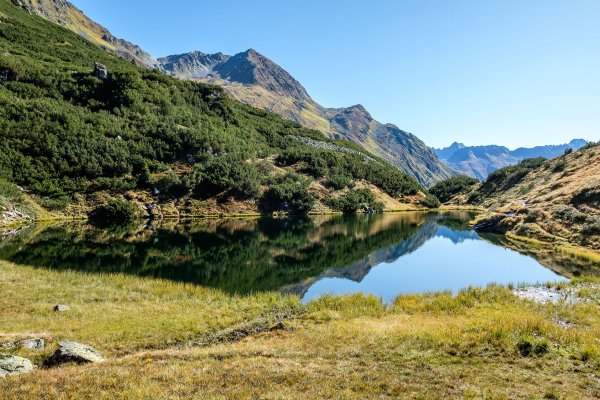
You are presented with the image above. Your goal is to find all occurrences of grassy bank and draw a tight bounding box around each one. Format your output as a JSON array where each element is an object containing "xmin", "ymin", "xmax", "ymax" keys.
[{"xmin": 1, "ymin": 260, "xmax": 599, "ymax": 399}]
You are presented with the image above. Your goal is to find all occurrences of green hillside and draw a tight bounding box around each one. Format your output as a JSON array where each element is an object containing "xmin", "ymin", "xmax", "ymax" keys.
[{"xmin": 0, "ymin": 0, "xmax": 423, "ymax": 219}]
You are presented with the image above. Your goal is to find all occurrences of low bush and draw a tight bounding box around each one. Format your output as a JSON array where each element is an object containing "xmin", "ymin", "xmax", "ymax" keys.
[
  {"xmin": 552, "ymin": 205, "xmax": 587, "ymax": 224},
  {"xmin": 196, "ymin": 156, "xmax": 262, "ymax": 199},
  {"xmin": 261, "ymin": 173, "xmax": 315, "ymax": 214},
  {"xmin": 329, "ymin": 188, "xmax": 384, "ymax": 214},
  {"xmin": 420, "ymin": 193, "xmax": 441, "ymax": 209},
  {"xmin": 90, "ymin": 199, "xmax": 136, "ymax": 224},
  {"xmin": 153, "ymin": 171, "xmax": 192, "ymax": 198},
  {"xmin": 429, "ymin": 176, "xmax": 479, "ymax": 203},
  {"xmin": 571, "ymin": 187, "xmax": 600, "ymax": 207},
  {"xmin": 325, "ymin": 173, "xmax": 354, "ymax": 191}
]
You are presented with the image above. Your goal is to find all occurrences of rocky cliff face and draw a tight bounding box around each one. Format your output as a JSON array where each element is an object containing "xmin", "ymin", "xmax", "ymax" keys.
[
  {"xmin": 435, "ymin": 139, "xmax": 588, "ymax": 180},
  {"xmin": 160, "ymin": 50, "xmax": 453, "ymax": 187},
  {"xmin": 13, "ymin": 0, "xmax": 158, "ymax": 68}
]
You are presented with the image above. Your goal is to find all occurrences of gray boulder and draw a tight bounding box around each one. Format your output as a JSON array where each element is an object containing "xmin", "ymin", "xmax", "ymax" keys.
[
  {"xmin": 0, "ymin": 355, "xmax": 34, "ymax": 377},
  {"xmin": 53, "ymin": 304, "xmax": 71, "ymax": 312},
  {"xmin": 48, "ymin": 341, "xmax": 103, "ymax": 365},
  {"xmin": 93, "ymin": 63, "xmax": 108, "ymax": 80},
  {"xmin": 22, "ymin": 339, "xmax": 45, "ymax": 350}
]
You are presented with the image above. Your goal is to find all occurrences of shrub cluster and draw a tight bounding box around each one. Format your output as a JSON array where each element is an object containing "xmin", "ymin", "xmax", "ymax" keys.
[
  {"xmin": 329, "ymin": 188, "xmax": 384, "ymax": 214},
  {"xmin": 420, "ymin": 193, "xmax": 441, "ymax": 209},
  {"xmin": 90, "ymin": 199, "xmax": 136, "ymax": 224},
  {"xmin": 261, "ymin": 173, "xmax": 315, "ymax": 214},
  {"xmin": 429, "ymin": 176, "xmax": 479, "ymax": 203}
]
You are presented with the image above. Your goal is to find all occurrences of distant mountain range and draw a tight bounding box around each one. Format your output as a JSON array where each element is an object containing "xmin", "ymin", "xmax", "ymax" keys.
[
  {"xmin": 434, "ymin": 139, "xmax": 588, "ymax": 180},
  {"xmin": 16, "ymin": 0, "xmax": 454, "ymax": 187}
]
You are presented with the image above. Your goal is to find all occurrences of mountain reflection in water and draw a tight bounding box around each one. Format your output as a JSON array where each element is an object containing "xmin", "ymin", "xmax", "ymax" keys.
[{"xmin": 1, "ymin": 212, "xmax": 592, "ymax": 301}]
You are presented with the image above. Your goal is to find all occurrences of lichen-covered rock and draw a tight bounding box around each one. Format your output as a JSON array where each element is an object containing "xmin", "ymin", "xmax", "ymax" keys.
[
  {"xmin": 0, "ymin": 355, "xmax": 34, "ymax": 377},
  {"xmin": 22, "ymin": 338, "xmax": 45, "ymax": 350},
  {"xmin": 53, "ymin": 304, "xmax": 71, "ymax": 312},
  {"xmin": 47, "ymin": 341, "xmax": 103, "ymax": 365}
]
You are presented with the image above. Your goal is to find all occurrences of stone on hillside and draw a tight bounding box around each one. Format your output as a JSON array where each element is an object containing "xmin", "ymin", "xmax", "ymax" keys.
[
  {"xmin": 53, "ymin": 304, "xmax": 71, "ymax": 312},
  {"xmin": 0, "ymin": 355, "xmax": 34, "ymax": 377},
  {"xmin": 93, "ymin": 63, "xmax": 108, "ymax": 80},
  {"xmin": 22, "ymin": 339, "xmax": 45, "ymax": 350},
  {"xmin": 48, "ymin": 341, "xmax": 103, "ymax": 365}
]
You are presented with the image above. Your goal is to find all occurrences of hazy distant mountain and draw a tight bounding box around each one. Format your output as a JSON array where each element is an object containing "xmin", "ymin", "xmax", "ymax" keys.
[
  {"xmin": 434, "ymin": 139, "xmax": 588, "ymax": 180},
  {"xmin": 159, "ymin": 50, "xmax": 454, "ymax": 187}
]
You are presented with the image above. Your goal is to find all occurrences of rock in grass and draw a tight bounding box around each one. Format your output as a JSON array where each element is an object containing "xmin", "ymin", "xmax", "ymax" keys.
[
  {"xmin": 0, "ymin": 355, "xmax": 34, "ymax": 377},
  {"xmin": 47, "ymin": 342, "xmax": 103, "ymax": 365},
  {"xmin": 22, "ymin": 339, "xmax": 45, "ymax": 350},
  {"xmin": 53, "ymin": 304, "xmax": 71, "ymax": 312}
]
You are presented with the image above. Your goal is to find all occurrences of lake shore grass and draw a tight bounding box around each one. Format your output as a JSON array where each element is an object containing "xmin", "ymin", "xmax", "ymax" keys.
[{"xmin": 1, "ymin": 260, "xmax": 599, "ymax": 399}]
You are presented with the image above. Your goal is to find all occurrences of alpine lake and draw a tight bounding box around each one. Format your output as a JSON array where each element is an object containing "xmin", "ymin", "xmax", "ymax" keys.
[{"xmin": 1, "ymin": 211, "xmax": 597, "ymax": 303}]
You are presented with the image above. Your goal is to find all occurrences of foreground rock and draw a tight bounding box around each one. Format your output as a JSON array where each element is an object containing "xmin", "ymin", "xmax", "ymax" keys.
[
  {"xmin": 47, "ymin": 341, "xmax": 103, "ymax": 365},
  {"xmin": 22, "ymin": 338, "xmax": 45, "ymax": 350},
  {"xmin": 0, "ymin": 355, "xmax": 34, "ymax": 377},
  {"xmin": 53, "ymin": 304, "xmax": 71, "ymax": 312},
  {"xmin": 1, "ymin": 338, "xmax": 45, "ymax": 350}
]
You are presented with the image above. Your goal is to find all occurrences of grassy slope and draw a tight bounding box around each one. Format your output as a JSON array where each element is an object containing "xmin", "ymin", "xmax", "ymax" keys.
[
  {"xmin": 453, "ymin": 145, "xmax": 600, "ymax": 253},
  {"xmin": 0, "ymin": 180, "xmax": 53, "ymax": 225},
  {"xmin": 0, "ymin": 260, "xmax": 599, "ymax": 398},
  {"xmin": 0, "ymin": 0, "xmax": 425, "ymax": 221}
]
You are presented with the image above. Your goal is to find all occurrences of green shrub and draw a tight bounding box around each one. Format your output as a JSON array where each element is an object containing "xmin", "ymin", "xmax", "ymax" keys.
[
  {"xmin": 153, "ymin": 171, "xmax": 192, "ymax": 198},
  {"xmin": 581, "ymin": 217, "xmax": 600, "ymax": 235},
  {"xmin": 429, "ymin": 176, "xmax": 479, "ymax": 203},
  {"xmin": 329, "ymin": 188, "xmax": 383, "ymax": 214},
  {"xmin": 197, "ymin": 156, "xmax": 262, "ymax": 199},
  {"xmin": 552, "ymin": 205, "xmax": 587, "ymax": 223},
  {"xmin": 261, "ymin": 173, "xmax": 315, "ymax": 214},
  {"xmin": 325, "ymin": 173, "xmax": 354, "ymax": 191},
  {"xmin": 571, "ymin": 187, "xmax": 600, "ymax": 207},
  {"xmin": 553, "ymin": 160, "xmax": 567, "ymax": 172},
  {"xmin": 90, "ymin": 199, "xmax": 136, "ymax": 224},
  {"xmin": 420, "ymin": 193, "xmax": 441, "ymax": 209},
  {"xmin": 94, "ymin": 177, "xmax": 136, "ymax": 193}
]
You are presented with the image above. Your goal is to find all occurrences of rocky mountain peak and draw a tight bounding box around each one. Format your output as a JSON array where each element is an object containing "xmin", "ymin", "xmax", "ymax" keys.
[{"xmin": 215, "ymin": 48, "xmax": 311, "ymax": 101}]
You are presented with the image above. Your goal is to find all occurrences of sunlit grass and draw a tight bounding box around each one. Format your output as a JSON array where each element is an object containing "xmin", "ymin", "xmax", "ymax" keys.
[{"xmin": 1, "ymin": 260, "xmax": 599, "ymax": 398}]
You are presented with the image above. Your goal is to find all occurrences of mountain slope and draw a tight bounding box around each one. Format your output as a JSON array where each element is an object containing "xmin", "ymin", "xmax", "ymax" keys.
[
  {"xmin": 159, "ymin": 50, "xmax": 454, "ymax": 187},
  {"xmin": 11, "ymin": 0, "xmax": 158, "ymax": 68},
  {"xmin": 435, "ymin": 139, "xmax": 588, "ymax": 180},
  {"xmin": 0, "ymin": 0, "xmax": 427, "ymax": 221},
  {"xmin": 465, "ymin": 143, "xmax": 600, "ymax": 251},
  {"xmin": 15, "ymin": 0, "xmax": 453, "ymax": 187}
]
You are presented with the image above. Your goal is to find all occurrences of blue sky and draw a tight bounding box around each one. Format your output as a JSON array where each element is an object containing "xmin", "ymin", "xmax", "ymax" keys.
[{"xmin": 70, "ymin": 0, "xmax": 599, "ymax": 148}]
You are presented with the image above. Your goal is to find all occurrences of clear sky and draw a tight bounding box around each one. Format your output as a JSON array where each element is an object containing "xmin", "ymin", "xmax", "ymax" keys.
[{"xmin": 70, "ymin": 0, "xmax": 599, "ymax": 148}]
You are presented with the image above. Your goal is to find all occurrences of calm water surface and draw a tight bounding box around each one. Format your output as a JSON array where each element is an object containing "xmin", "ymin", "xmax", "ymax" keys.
[{"xmin": 1, "ymin": 211, "xmax": 592, "ymax": 303}]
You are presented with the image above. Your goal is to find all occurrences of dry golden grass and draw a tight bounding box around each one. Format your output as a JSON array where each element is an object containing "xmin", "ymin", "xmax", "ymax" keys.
[
  {"xmin": 474, "ymin": 146, "xmax": 600, "ymax": 251},
  {"xmin": 1, "ymin": 261, "xmax": 599, "ymax": 399}
]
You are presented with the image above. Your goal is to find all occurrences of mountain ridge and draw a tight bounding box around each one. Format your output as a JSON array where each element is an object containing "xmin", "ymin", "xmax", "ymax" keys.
[
  {"xmin": 435, "ymin": 139, "xmax": 588, "ymax": 180},
  {"xmin": 159, "ymin": 48, "xmax": 454, "ymax": 187},
  {"xmin": 12, "ymin": 0, "xmax": 159, "ymax": 68}
]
